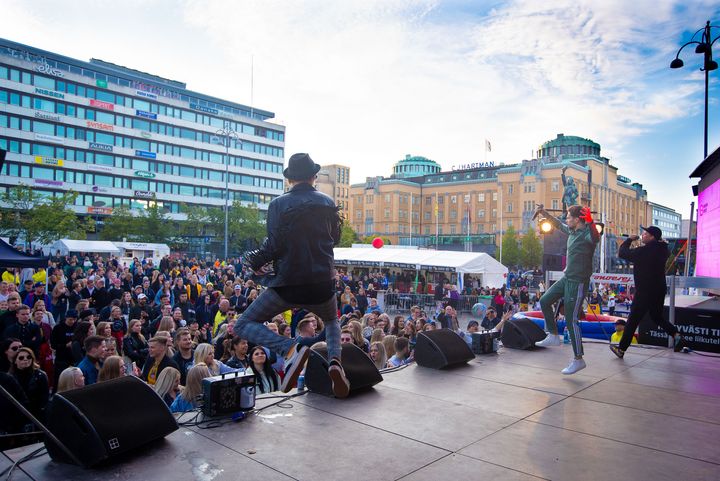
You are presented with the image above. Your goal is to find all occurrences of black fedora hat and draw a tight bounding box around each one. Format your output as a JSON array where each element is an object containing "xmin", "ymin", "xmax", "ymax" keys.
[{"xmin": 283, "ymin": 153, "xmax": 321, "ymax": 180}]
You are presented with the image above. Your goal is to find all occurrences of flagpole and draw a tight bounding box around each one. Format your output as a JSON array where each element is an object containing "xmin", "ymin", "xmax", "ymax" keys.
[
  {"xmin": 435, "ymin": 192, "xmax": 439, "ymax": 250},
  {"xmin": 409, "ymin": 192, "xmax": 413, "ymax": 247}
]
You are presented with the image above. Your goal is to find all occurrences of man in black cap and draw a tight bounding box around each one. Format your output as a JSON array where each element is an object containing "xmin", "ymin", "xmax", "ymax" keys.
[
  {"xmin": 610, "ymin": 225, "xmax": 683, "ymax": 358},
  {"xmin": 237, "ymin": 153, "xmax": 350, "ymax": 397}
]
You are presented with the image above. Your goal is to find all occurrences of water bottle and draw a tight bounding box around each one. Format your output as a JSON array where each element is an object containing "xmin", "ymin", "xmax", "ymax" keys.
[
  {"xmin": 563, "ymin": 327, "xmax": 570, "ymax": 344},
  {"xmin": 297, "ymin": 374, "xmax": 305, "ymax": 391}
]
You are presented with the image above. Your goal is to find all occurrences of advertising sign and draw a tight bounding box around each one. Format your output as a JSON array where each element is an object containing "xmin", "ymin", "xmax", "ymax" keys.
[
  {"xmin": 88, "ymin": 142, "xmax": 114, "ymax": 152},
  {"xmin": 34, "ymin": 156, "xmax": 63, "ymax": 166},
  {"xmin": 89, "ymin": 99, "xmax": 114, "ymax": 111},
  {"xmin": 134, "ymin": 170, "xmax": 156, "ymax": 178},
  {"xmin": 134, "ymin": 150, "xmax": 157, "ymax": 159},
  {"xmin": 86, "ymin": 120, "xmax": 114, "ymax": 131}
]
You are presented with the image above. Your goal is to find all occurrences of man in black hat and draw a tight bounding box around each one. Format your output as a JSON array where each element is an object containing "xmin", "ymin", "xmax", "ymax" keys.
[
  {"xmin": 237, "ymin": 153, "xmax": 350, "ymax": 397},
  {"xmin": 610, "ymin": 225, "xmax": 683, "ymax": 358}
]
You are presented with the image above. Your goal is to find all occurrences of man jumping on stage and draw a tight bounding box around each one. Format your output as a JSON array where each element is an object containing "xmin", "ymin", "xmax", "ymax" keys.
[
  {"xmin": 610, "ymin": 225, "xmax": 684, "ymax": 358},
  {"xmin": 234, "ymin": 153, "xmax": 350, "ymax": 398},
  {"xmin": 534, "ymin": 204, "xmax": 600, "ymax": 374}
]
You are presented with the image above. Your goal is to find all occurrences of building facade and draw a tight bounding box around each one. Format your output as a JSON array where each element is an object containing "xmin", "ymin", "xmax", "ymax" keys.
[
  {"xmin": 647, "ymin": 202, "xmax": 682, "ymax": 239},
  {"xmin": 349, "ymin": 135, "xmax": 651, "ymax": 268},
  {"xmin": 0, "ymin": 38, "xmax": 285, "ymax": 226},
  {"xmin": 316, "ymin": 164, "xmax": 350, "ymax": 220}
]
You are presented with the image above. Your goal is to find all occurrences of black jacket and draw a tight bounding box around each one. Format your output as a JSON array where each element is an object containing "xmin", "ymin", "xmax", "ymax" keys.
[
  {"xmin": 249, "ymin": 183, "xmax": 341, "ymax": 287},
  {"xmin": 619, "ymin": 239, "xmax": 670, "ymax": 295},
  {"xmin": 141, "ymin": 354, "xmax": 179, "ymax": 383},
  {"xmin": 50, "ymin": 322, "xmax": 75, "ymax": 364}
]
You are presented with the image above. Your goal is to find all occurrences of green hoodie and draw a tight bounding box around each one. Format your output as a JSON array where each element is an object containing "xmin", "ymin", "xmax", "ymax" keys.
[{"xmin": 547, "ymin": 216, "xmax": 599, "ymax": 282}]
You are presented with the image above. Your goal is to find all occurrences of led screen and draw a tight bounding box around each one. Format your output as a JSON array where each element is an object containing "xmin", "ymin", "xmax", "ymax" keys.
[{"xmin": 696, "ymin": 177, "xmax": 720, "ymax": 277}]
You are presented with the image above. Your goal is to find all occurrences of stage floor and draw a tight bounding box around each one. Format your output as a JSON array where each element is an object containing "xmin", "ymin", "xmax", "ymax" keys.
[{"xmin": 3, "ymin": 341, "xmax": 720, "ymax": 481}]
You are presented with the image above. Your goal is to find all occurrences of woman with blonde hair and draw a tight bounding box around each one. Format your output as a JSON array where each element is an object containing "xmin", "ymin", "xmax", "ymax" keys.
[
  {"xmin": 191, "ymin": 343, "xmax": 237, "ymax": 376},
  {"xmin": 96, "ymin": 321, "xmax": 112, "ymax": 339},
  {"xmin": 56, "ymin": 367, "xmax": 84, "ymax": 393},
  {"xmin": 347, "ymin": 320, "xmax": 369, "ymax": 352},
  {"xmin": 368, "ymin": 341, "xmax": 387, "ymax": 371},
  {"xmin": 171, "ymin": 363, "xmax": 210, "ymax": 412},
  {"xmin": 98, "ymin": 355, "xmax": 126, "ymax": 382},
  {"xmin": 369, "ymin": 328, "xmax": 385, "ymax": 345},
  {"xmin": 157, "ymin": 316, "xmax": 176, "ymax": 336},
  {"xmin": 382, "ymin": 335, "xmax": 397, "ymax": 360},
  {"xmin": 153, "ymin": 367, "xmax": 181, "ymax": 407}
]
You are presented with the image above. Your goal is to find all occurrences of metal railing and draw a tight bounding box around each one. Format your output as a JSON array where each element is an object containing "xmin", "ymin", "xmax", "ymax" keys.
[{"xmin": 381, "ymin": 292, "xmax": 493, "ymax": 314}]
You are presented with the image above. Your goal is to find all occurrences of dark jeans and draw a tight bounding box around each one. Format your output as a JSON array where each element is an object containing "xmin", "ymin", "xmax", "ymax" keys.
[
  {"xmin": 233, "ymin": 287, "xmax": 342, "ymax": 360},
  {"xmin": 619, "ymin": 290, "xmax": 677, "ymax": 351}
]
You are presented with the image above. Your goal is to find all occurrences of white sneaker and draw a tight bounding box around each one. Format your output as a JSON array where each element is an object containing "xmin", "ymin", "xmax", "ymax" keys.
[
  {"xmin": 561, "ymin": 358, "xmax": 586, "ymax": 375},
  {"xmin": 535, "ymin": 333, "xmax": 561, "ymax": 347}
]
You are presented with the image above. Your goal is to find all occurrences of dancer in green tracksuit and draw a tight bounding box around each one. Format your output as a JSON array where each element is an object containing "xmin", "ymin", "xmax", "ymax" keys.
[{"xmin": 534, "ymin": 204, "xmax": 600, "ymax": 374}]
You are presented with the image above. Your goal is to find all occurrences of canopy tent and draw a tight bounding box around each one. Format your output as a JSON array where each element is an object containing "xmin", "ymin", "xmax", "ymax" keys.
[
  {"xmin": 51, "ymin": 239, "xmax": 120, "ymax": 256},
  {"xmin": 0, "ymin": 238, "xmax": 48, "ymax": 268},
  {"xmin": 114, "ymin": 242, "xmax": 170, "ymax": 259},
  {"xmin": 333, "ymin": 247, "xmax": 508, "ymax": 288}
]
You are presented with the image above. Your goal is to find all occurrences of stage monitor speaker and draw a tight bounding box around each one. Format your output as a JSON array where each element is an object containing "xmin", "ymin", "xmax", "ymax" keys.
[
  {"xmin": 415, "ymin": 329, "xmax": 475, "ymax": 369},
  {"xmin": 45, "ymin": 376, "xmax": 178, "ymax": 467},
  {"xmin": 501, "ymin": 318, "xmax": 547, "ymax": 350},
  {"xmin": 305, "ymin": 342, "xmax": 383, "ymax": 396}
]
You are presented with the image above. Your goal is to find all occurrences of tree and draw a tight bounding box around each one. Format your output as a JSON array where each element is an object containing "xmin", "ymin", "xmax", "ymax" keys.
[
  {"xmin": 520, "ymin": 227, "xmax": 543, "ymax": 269},
  {"xmin": 339, "ymin": 224, "xmax": 359, "ymax": 247},
  {"xmin": 100, "ymin": 205, "xmax": 141, "ymax": 241},
  {"xmin": 179, "ymin": 201, "xmax": 265, "ymax": 253},
  {"xmin": 0, "ymin": 185, "xmax": 90, "ymax": 247},
  {"xmin": 500, "ymin": 225, "xmax": 521, "ymax": 267}
]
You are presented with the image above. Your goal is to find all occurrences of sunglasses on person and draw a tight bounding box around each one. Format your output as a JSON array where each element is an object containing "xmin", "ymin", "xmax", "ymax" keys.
[
  {"xmin": 16, "ymin": 355, "xmax": 31, "ymax": 361},
  {"xmin": 9, "ymin": 345, "xmax": 21, "ymax": 351}
]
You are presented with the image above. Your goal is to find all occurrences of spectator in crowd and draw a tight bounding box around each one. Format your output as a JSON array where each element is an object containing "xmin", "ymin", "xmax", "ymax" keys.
[
  {"xmin": 226, "ymin": 337, "xmax": 250, "ymax": 370},
  {"xmin": 191, "ymin": 343, "xmax": 236, "ymax": 376},
  {"xmin": 96, "ymin": 321, "xmax": 112, "ymax": 339},
  {"xmin": 361, "ymin": 314, "xmax": 375, "ymax": 339},
  {"xmin": 481, "ymin": 308, "xmax": 500, "ymax": 330},
  {"xmin": 31, "ymin": 300, "xmax": 55, "ymax": 328},
  {"xmin": 382, "ymin": 335, "xmax": 397, "ymax": 360},
  {"xmin": 368, "ymin": 341, "xmax": 387, "ymax": 370},
  {"xmin": 0, "ymin": 294, "xmax": 21, "ymax": 332},
  {"xmin": 347, "ymin": 320, "xmax": 369, "ymax": 352},
  {"xmin": 171, "ymin": 363, "xmax": 210, "ymax": 413},
  {"xmin": 123, "ymin": 319, "xmax": 149, "ymax": 369},
  {"xmin": 23, "ymin": 282, "xmax": 52, "ymax": 312},
  {"xmin": 366, "ymin": 298, "xmax": 382, "ymax": 315},
  {"xmin": 154, "ymin": 367, "xmax": 181, "ymax": 407},
  {"xmin": 387, "ymin": 337, "xmax": 413, "ymax": 368},
  {"xmin": 340, "ymin": 330, "xmax": 353, "ymax": 345},
  {"xmin": 98, "ymin": 355, "xmax": 126, "ymax": 382},
  {"xmin": 70, "ymin": 320, "xmax": 95, "ymax": 363},
  {"xmin": 437, "ymin": 305, "xmax": 459, "ymax": 330},
  {"xmin": 355, "ymin": 287, "xmax": 368, "ymax": 315},
  {"xmin": 2, "ymin": 338, "xmax": 23, "ymax": 373},
  {"xmin": 459, "ymin": 320, "xmax": 480, "ymax": 346},
  {"xmin": 142, "ymin": 336, "xmax": 179, "ymax": 386},
  {"xmin": 369, "ymin": 328, "xmax": 385, "ymax": 345},
  {"xmin": 4, "ymin": 304, "xmax": 41, "ymax": 355},
  {"xmin": 78, "ymin": 335, "xmax": 106, "ymax": 386},
  {"xmin": 610, "ymin": 319, "xmax": 637, "ymax": 345},
  {"xmin": 172, "ymin": 328, "xmax": 195, "ymax": 385},
  {"xmin": 10, "ymin": 347, "xmax": 49, "ymax": 420},
  {"xmin": 249, "ymin": 345, "xmax": 281, "ymax": 394},
  {"xmin": 402, "ymin": 322, "xmax": 417, "ymax": 350},
  {"xmin": 56, "ymin": 366, "xmax": 84, "ymax": 393}
]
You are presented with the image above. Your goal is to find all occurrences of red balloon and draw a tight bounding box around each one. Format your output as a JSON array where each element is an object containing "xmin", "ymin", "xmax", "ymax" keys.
[{"xmin": 372, "ymin": 237, "xmax": 384, "ymax": 249}]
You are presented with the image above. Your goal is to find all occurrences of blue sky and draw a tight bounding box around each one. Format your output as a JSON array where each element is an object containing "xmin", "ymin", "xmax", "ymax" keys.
[{"xmin": 3, "ymin": 0, "xmax": 720, "ymax": 218}]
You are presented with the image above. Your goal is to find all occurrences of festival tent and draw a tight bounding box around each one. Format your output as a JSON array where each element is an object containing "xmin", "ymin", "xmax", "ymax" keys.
[
  {"xmin": 333, "ymin": 247, "xmax": 508, "ymax": 288},
  {"xmin": 0, "ymin": 238, "xmax": 48, "ymax": 268},
  {"xmin": 51, "ymin": 239, "xmax": 120, "ymax": 256}
]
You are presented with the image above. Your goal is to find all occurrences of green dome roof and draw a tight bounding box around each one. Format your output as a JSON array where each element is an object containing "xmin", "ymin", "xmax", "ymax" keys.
[
  {"xmin": 538, "ymin": 134, "xmax": 601, "ymax": 159},
  {"xmin": 392, "ymin": 154, "xmax": 441, "ymax": 178}
]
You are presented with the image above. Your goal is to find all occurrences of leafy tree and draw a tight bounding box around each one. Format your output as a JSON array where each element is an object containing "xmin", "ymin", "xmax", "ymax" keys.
[
  {"xmin": 339, "ymin": 224, "xmax": 359, "ymax": 247},
  {"xmin": 520, "ymin": 227, "xmax": 543, "ymax": 269},
  {"xmin": 179, "ymin": 201, "xmax": 265, "ymax": 252},
  {"xmin": 500, "ymin": 225, "xmax": 521, "ymax": 267},
  {"xmin": 99, "ymin": 205, "xmax": 141, "ymax": 241},
  {"xmin": 0, "ymin": 185, "xmax": 89, "ymax": 247}
]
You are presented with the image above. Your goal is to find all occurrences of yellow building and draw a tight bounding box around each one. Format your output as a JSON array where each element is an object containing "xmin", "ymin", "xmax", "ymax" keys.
[
  {"xmin": 349, "ymin": 135, "xmax": 652, "ymax": 269},
  {"xmin": 316, "ymin": 164, "xmax": 351, "ymax": 220}
]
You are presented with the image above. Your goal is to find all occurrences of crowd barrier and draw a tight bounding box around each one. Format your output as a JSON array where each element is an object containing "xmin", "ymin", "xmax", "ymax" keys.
[{"xmin": 381, "ymin": 292, "xmax": 493, "ymax": 313}]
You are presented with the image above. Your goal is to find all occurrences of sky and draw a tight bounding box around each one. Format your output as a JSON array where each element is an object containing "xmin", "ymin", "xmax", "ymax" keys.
[{"xmin": 3, "ymin": 0, "xmax": 720, "ymax": 219}]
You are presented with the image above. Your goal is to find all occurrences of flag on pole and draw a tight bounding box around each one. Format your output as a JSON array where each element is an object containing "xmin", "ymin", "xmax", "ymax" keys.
[{"xmin": 485, "ymin": 139, "xmax": 492, "ymax": 152}]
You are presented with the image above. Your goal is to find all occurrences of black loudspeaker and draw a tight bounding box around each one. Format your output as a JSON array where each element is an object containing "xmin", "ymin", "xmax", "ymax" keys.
[
  {"xmin": 414, "ymin": 329, "xmax": 475, "ymax": 369},
  {"xmin": 45, "ymin": 376, "xmax": 178, "ymax": 467},
  {"xmin": 305, "ymin": 343, "xmax": 383, "ymax": 396},
  {"xmin": 501, "ymin": 318, "xmax": 547, "ymax": 349}
]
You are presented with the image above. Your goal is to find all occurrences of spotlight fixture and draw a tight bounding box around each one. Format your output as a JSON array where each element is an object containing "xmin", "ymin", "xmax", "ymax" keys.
[{"xmin": 539, "ymin": 218, "xmax": 553, "ymax": 234}]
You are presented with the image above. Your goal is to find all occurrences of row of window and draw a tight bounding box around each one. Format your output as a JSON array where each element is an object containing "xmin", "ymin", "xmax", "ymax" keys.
[
  {"xmin": 0, "ymin": 138, "xmax": 283, "ymax": 190},
  {"xmin": 0, "ymin": 57, "xmax": 276, "ymax": 125},
  {"xmin": 0, "ymin": 87, "xmax": 283, "ymax": 155},
  {"xmin": 0, "ymin": 114, "xmax": 283, "ymax": 173},
  {"xmin": 356, "ymin": 224, "xmax": 495, "ymax": 236},
  {"xmin": 0, "ymin": 99, "xmax": 284, "ymax": 161},
  {"xmin": 1, "ymin": 161, "xmax": 278, "ymax": 203}
]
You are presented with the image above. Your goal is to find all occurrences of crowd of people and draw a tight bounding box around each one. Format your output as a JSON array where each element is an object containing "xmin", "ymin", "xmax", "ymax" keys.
[{"xmin": 1, "ymin": 251, "xmax": 509, "ymax": 434}]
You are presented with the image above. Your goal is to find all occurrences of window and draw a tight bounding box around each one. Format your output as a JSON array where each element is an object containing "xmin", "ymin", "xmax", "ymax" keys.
[
  {"xmin": 492, "ymin": 192, "xmax": 497, "ymax": 201},
  {"xmin": 551, "ymin": 181, "xmax": 560, "ymax": 192},
  {"xmin": 384, "ymin": 194, "xmax": 391, "ymax": 203},
  {"xmin": 508, "ymin": 184, "xmax": 513, "ymax": 194},
  {"xmin": 384, "ymin": 209, "xmax": 390, "ymax": 219},
  {"xmin": 552, "ymin": 199, "xmax": 559, "ymax": 210},
  {"xmin": 478, "ymin": 193, "xmax": 485, "ymax": 202},
  {"xmin": 450, "ymin": 195, "xmax": 457, "ymax": 204},
  {"xmin": 356, "ymin": 211, "xmax": 362, "ymax": 219},
  {"xmin": 478, "ymin": 209, "xmax": 485, "ymax": 218},
  {"xmin": 424, "ymin": 212, "xmax": 431, "ymax": 221},
  {"xmin": 450, "ymin": 225, "xmax": 456, "ymax": 235},
  {"xmin": 464, "ymin": 194, "xmax": 470, "ymax": 204},
  {"xmin": 438, "ymin": 195, "xmax": 444, "ymax": 204},
  {"xmin": 507, "ymin": 203, "xmax": 513, "ymax": 213},
  {"xmin": 450, "ymin": 210, "xmax": 457, "ymax": 219}
]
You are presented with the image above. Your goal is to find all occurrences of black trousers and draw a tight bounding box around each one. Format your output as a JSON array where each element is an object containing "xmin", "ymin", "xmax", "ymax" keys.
[{"xmin": 619, "ymin": 289, "xmax": 677, "ymax": 351}]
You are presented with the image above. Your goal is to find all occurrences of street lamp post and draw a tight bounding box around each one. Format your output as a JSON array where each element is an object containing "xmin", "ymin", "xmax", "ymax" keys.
[
  {"xmin": 670, "ymin": 20, "xmax": 720, "ymax": 159},
  {"xmin": 213, "ymin": 122, "xmax": 240, "ymax": 260}
]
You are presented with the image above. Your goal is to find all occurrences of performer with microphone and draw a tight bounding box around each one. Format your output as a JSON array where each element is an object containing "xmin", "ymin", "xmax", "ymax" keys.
[
  {"xmin": 533, "ymin": 204, "xmax": 600, "ymax": 374},
  {"xmin": 236, "ymin": 153, "xmax": 350, "ymax": 398},
  {"xmin": 610, "ymin": 226, "xmax": 684, "ymax": 358}
]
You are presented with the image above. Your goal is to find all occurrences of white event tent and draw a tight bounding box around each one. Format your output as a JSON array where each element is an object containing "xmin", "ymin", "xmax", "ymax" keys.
[
  {"xmin": 51, "ymin": 239, "xmax": 121, "ymax": 256},
  {"xmin": 333, "ymin": 247, "xmax": 508, "ymax": 288}
]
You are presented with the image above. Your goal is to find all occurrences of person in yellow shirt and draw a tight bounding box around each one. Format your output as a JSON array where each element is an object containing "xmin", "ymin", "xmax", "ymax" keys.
[
  {"xmin": 2, "ymin": 268, "xmax": 19, "ymax": 285},
  {"xmin": 31, "ymin": 268, "xmax": 47, "ymax": 285},
  {"xmin": 610, "ymin": 319, "xmax": 637, "ymax": 345}
]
